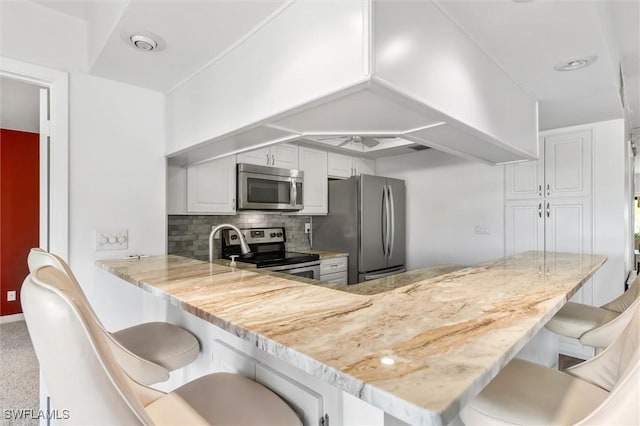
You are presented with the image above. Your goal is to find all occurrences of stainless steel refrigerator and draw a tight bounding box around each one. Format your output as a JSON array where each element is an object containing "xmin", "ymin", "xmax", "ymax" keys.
[{"xmin": 313, "ymin": 174, "xmax": 406, "ymax": 284}]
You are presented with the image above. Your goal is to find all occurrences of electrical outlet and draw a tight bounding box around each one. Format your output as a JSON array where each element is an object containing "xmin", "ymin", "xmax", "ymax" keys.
[
  {"xmin": 474, "ymin": 225, "xmax": 490, "ymax": 235},
  {"xmin": 304, "ymin": 223, "xmax": 311, "ymax": 234},
  {"xmin": 95, "ymin": 228, "xmax": 128, "ymax": 251},
  {"xmin": 7, "ymin": 291, "xmax": 16, "ymax": 302}
]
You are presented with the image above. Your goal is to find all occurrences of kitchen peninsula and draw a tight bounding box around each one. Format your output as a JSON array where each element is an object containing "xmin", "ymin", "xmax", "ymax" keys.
[{"xmin": 98, "ymin": 252, "xmax": 606, "ymax": 425}]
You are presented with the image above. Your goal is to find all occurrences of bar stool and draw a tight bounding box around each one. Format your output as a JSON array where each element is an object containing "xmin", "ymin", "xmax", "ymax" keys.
[
  {"xmin": 22, "ymin": 265, "xmax": 301, "ymax": 425},
  {"xmin": 27, "ymin": 248, "xmax": 200, "ymax": 385},
  {"xmin": 544, "ymin": 276, "xmax": 640, "ymax": 350},
  {"xmin": 460, "ymin": 306, "xmax": 640, "ymax": 425}
]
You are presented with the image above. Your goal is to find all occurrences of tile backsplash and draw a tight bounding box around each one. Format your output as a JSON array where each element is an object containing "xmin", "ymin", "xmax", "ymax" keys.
[{"xmin": 168, "ymin": 213, "xmax": 312, "ymax": 260}]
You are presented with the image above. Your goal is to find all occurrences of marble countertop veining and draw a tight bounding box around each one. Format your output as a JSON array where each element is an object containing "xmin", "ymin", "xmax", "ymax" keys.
[{"xmin": 97, "ymin": 251, "xmax": 606, "ymax": 425}]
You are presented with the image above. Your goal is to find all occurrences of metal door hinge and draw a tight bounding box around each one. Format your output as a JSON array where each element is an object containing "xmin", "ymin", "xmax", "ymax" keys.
[
  {"xmin": 319, "ymin": 414, "xmax": 329, "ymax": 426},
  {"xmin": 40, "ymin": 120, "xmax": 51, "ymax": 137}
]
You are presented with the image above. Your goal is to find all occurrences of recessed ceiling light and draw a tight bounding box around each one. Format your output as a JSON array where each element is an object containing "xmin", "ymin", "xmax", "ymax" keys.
[
  {"xmin": 130, "ymin": 35, "xmax": 157, "ymax": 52},
  {"xmin": 554, "ymin": 56, "xmax": 598, "ymax": 72},
  {"xmin": 122, "ymin": 31, "xmax": 166, "ymax": 53}
]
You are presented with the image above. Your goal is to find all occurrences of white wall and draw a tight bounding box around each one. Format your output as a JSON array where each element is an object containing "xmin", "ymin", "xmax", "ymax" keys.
[
  {"xmin": 69, "ymin": 73, "xmax": 167, "ymax": 329},
  {"xmin": 375, "ymin": 149, "xmax": 505, "ymax": 269},
  {"xmin": 1, "ymin": 2, "xmax": 167, "ymax": 330}
]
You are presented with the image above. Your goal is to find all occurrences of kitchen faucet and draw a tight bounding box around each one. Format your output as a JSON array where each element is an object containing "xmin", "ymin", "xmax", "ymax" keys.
[{"xmin": 209, "ymin": 224, "xmax": 251, "ymax": 262}]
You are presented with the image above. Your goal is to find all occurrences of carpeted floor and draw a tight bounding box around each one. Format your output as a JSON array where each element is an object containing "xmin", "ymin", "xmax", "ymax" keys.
[{"xmin": 1, "ymin": 320, "xmax": 39, "ymax": 426}]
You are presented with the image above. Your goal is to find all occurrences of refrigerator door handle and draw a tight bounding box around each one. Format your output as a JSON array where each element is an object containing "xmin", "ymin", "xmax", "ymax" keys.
[
  {"xmin": 388, "ymin": 184, "xmax": 395, "ymax": 259},
  {"xmin": 381, "ymin": 185, "xmax": 387, "ymax": 256},
  {"xmin": 385, "ymin": 185, "xmax": 391, "ymax": 259}
]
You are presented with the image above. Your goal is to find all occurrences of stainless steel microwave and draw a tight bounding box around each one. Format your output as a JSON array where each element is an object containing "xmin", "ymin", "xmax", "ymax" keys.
[{"xmin": 237, "ymin": 163, "xmax": 304, "ymax": 211}]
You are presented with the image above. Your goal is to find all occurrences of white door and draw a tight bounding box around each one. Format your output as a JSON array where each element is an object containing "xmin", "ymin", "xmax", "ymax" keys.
[
  {"xmin": 187, "ymin": 156, "xmax": 236, "ymax": 214},
  {"xmin": 271, "ymin": 143, "xmax": 298, "ymax": 169},
  {"xmin": 327, "ymin": 152, "xmax": 352, "ymax": 178},
  {"xmin": 505, "ymin": 199, "xmax": 545, "ymax": 256},
  {"xmin": 505, "ymin": 139, "xmax": 544, "ymax": 200},
  {"xmin": 297, "ymin": 146, "xmax": 328, "ymax": 215},
  {"xmin": 544, "ymin": 130, "xmax": 592, "ymax": 198},
  {"xmin": 544, "ymin": 197, "xmax": 592, "ymax": 256},
  {"xmin": 237, "ymin": 146, "xmax": 270, "ymax": 166}
]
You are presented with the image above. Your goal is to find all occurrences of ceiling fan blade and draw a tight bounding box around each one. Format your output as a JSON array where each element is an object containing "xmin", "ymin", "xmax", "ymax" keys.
[
  {"xmin": 316, "ymin": 136, "xmax": 346, "ymax": 141},
  {"xmin": 337, "ymin": 138, "xmax": 352, "ymax": 147},
  {"xmin": 362, "ymin": 137, "xmax": 380, "ymax": 148}
]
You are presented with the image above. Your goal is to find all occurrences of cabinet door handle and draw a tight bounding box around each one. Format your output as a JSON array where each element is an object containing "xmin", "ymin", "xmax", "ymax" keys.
[
  {"xmin": 232, "ymin": 198, "xmax": 236, "ymax": 210},
  {"xmin": 538, "ymin": 203, "xmax": 542, "ymax": 218},
  {"xmin": 546, "ymin": 202, "xmax": 550, "ymax": 218},
  {"xmin": 547, "ymin": 184, "xmax": 550, "ymax": 196},
  {"xmin": 266, "ymin": 153, "xmax": 270, "ymax": 165},
  {"xmin": 272, "ymin": 154, "xmax": 275, "ymax": 166},
  {"xmin": 538, "ymin": 185, "xmax": 542, "ymax": 197}
]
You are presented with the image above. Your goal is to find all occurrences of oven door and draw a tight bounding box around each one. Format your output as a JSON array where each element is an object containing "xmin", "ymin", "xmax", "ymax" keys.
[
  {"xmin": 238, "ymin": 171, "xmax": 303, "ymax": 211},
  {"xmin": 264, "ymin": 262, "xmax": 320, "ymax": 280}
]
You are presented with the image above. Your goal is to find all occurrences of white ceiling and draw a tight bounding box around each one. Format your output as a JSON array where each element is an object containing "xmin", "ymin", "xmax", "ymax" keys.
[
  {"xmin": 23, "ymin": 0, "xmax": 640, "ymax": 132},
  {"xmin": 0, "ymin": 78, "xmax": 41, "ymax": 133}
]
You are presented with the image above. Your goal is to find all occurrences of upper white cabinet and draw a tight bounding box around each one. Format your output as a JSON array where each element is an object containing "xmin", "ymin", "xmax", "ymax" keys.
[
  {"xmin": 186, "ymin": 155, "xmax": 237, "ymax": 214},
  {"xmin": 327, "ymin": 152, "xmax": 375, "ymax": 179},
  {"xmin": 237, "ymin": 144, "xmax": 299, "ymax": 169},
  {"xmin": 297, "ymin": 146, "xmax": 328, "ymax": 215},
  {"xmin": 166, "ymin": 1, "xmax": 537, "ymax": 166},
  {"xmin": 544, "ymin": 131, "xmax": 592, "ymax": 198},
  {"xmin": 506, "ymin": 131, "xmax": 592, "ymax": 200}
]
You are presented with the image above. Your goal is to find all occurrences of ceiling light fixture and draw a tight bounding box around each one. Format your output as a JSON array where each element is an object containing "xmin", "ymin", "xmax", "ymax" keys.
[
  {"xmin": 554, "ymin": 56, "xmax": 598, "ymax": 72},
  {"xmin": 122, "ymin": 31, "xmax": 166, "ymax": 53},
  {"xmin": 130, "ymin": 34, "xmax": 158, "ymax": 52}
]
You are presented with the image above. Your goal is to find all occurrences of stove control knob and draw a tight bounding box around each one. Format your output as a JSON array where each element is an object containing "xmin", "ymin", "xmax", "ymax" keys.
[
  {"xmin": 276, "ymin": 232, "xmax": 283, "ymax": 237},
  {"xmin": 230, "ymin": 235, "xmax": 238, "ymax": 240},
  {"xmin": 270, "ymin": 233, "xmax": 276, "ymax": 238}
]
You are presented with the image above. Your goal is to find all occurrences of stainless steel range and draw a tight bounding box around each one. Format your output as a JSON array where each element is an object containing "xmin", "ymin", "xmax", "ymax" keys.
[{"xmin": 221, "ymin": 227, "xmax": 320, "ymax": 280}]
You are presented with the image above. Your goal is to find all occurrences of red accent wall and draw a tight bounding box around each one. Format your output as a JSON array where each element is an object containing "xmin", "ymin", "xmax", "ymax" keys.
[{"xmin": 0, "ymin": 129, "xmax": 39, "ymax": 316}]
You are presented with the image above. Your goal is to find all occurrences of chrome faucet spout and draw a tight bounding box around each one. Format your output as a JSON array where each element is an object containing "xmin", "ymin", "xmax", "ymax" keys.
[{"xmin": 209, "ymin": 224, "xmax": 251, "ymax": 263}]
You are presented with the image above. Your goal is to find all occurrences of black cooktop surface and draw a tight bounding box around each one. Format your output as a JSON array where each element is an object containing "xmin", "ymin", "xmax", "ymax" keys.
[{"xmin": 239, "ymin": 251, "xmax": 319, "ymax": 268}]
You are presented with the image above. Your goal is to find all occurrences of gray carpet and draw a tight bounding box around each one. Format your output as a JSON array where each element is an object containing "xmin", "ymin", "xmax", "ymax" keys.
[{"xmin": 1, "ymin": 320, "xmax": 39, "ymax": 426}]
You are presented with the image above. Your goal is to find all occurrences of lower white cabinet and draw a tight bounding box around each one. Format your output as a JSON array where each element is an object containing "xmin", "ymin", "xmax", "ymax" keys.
[
  {"xmin": 256, "ymin": 364, "xmax": 324, "ymax": 426},
  {"xmin": 505, "ymin": 197, "xmax": 593, "ymax": 358},
  {"xmin": 186, "ymin": 155, "xmax": 237, "ymax": 214},
  {"xmin": 320, "ymin": 257, "xmax": 348, "ymax": 284},
  {"xmin": 212, "ymin": 339, "xmax": 326, "ymax": 426}
]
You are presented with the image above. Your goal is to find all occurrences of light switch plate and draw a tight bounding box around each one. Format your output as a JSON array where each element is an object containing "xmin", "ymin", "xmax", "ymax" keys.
[{"xmin": 95, "ymin": 229, "xmax": 128, "ymax": 251}]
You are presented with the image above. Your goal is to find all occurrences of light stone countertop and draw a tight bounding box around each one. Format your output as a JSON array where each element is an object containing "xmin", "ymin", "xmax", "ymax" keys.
[
  {"xmin": 295, "ymin": 249, "xmax": 349, "ymax": 259},
  {"xmin": 97, "ymin": 251, "xmax": 606, "ymax": 425}
]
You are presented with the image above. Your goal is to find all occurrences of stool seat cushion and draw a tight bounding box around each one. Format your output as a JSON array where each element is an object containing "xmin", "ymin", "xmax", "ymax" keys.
[
  {"xmin": 545, "ymin": 302, "xmax": 618, "ymax": 339},
  {"xmin": 145, "ymin": 372, "xmax": 302, "ymax": 426},
  {"xmin": 460, "ymin": 359, "xmax": 608, "ymax": 425},
  {"xmin": 112, "ymin": 322, "xmax": 200, "ymax": 371}
]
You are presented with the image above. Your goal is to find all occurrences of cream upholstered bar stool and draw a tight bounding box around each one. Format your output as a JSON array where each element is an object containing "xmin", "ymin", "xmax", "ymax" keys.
[
  {"xmin": 544, "ymin": 276, "xmax": 640, "ymax": 350},
  {"xmin": 459, "ymin": 306, "xmax": 640, "ymax": 425},
  {"xmin": 21, "ymin": 265, "xmax": 302, "ymax": 425},
  {"xmin": 27, "ymin": 248, "xmax": 200, "ymax": 385}
]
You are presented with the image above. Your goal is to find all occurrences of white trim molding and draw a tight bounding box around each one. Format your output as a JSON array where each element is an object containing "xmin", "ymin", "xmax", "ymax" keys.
[
  {"xmin": 0, "ymin": 313, "xmax": 25, "ymax": 324},
  {"xmin": 0, "ymin": 56, "xmax": 69, "ymax": 260}
]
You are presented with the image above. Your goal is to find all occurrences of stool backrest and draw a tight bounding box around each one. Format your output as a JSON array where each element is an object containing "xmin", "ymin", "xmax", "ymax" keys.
[
  {"xmin": 21, "ymin": 266, "xmax": 153, "ymax": 424},
  {"xmin": 601, "ymin": 275, "xmax": 640, "ymax": 313},
  {"xmin": 576, "ymin": 306, "xmax": 640, "ymax": 425}
]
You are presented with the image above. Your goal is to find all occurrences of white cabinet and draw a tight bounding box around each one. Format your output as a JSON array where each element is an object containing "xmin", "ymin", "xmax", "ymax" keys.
[
  {"xmin": 237, "ymin": 143, "xmax": 298, "ymax": 169},
  {"xmin": 505, "ymin": 129, "xmax": 594, "ymax": 359},
  {"xmin": 327, "ymin": 152, "xmax": 375, "ymax": 179},
  {"xmin": 506, "ymin": 131, "xmax": 592, "ymax": 200},
  {"xmin": 186, "ymin": 155, "xmax": 237, "ymax": 214},
  {"xmin": 256, "ymin": 364, "xmax": 324, "ymax": 426},
  {"xmin": 211, "ymin": 339, "xmax": 327, "ymax": 426},
  {"xmin": 320, "ymin": 257, "xmax": 348, "ymax": 284},
  {"xmin": 298, "ymin": 146, "xmax": 328, "ymax": 215},
  {"xmin": 327, "ymin": 152, "xmax": 352, "ymax": 178}
]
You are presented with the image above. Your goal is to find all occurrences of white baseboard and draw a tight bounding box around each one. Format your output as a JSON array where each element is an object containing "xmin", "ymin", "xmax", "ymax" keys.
[{"xmin": 0, "ymin": 313, "xmax": 25, "ymax": 324}]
